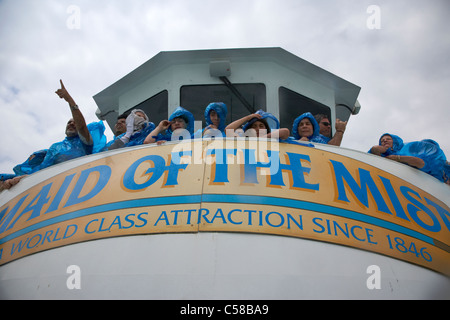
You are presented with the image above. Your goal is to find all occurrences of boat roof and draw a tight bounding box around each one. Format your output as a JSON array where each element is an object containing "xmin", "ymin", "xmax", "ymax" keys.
[{"xmin": 93, "ymin": 47, "xmax": 361, "ymax": 131}]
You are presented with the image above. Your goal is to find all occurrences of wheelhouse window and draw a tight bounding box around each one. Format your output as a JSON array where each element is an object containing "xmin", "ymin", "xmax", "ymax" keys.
[
  {"xmin": 278, "ymin": 87, "xmax": 331, "ymax": 130},
  {"xmin": 180, "ymin": 84, "xmax": 266, "ymax": 127},
  {"xmin": 127, "ymin": 90, "xmax": 168, "ymax": 125}
]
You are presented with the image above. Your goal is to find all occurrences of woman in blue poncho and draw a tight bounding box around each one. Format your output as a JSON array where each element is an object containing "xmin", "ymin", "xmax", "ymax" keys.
[
  {"xmin": 369, "ymin": 133, "xmax": 425, "ymax": 169},
  {"xmin": 290, "ymin": 112, "xmax": 329, "ymax": 144},
  {"xmin": 144, "ymin": 106, "xmax": 195, "ymax": 145},
  {"xmin": 369, "ymin": 133, "xmax": 404, "ymax": 157},
  {"xmin": 225, "ymin": 109, "xmax": 290, "ymax": 139},
  {"xmin": 370, "ymin": 134, "xmax": 448, "ymax": 182}
]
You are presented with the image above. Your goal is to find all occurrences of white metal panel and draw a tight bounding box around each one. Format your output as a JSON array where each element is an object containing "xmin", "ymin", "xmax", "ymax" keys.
[{"xmin": 0, "ymin": 232, "xmax": 448, "ymax": 300}]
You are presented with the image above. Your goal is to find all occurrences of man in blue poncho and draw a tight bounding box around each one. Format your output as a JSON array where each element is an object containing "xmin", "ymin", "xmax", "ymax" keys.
[
  {"xmin": 314, "ymin": 114, "xmax": 347, "ymax": 146},
  {"xmin": 0, "ymin": 80, "xmax": 106, "ymax": 191},
  {"xmin": 0, "ymin": 149, "xmax": 48, "ymax": 191},
  {"xmin": 290, "ymin": 112, "xmax": 329, "ymax": 144},
  {"xmin": 144, "ymin": 106, "xmax": 195, "ymax": 145},
  {"xmin": 39, "ymin": 80, "xmax": 106, "ymax": 166}
]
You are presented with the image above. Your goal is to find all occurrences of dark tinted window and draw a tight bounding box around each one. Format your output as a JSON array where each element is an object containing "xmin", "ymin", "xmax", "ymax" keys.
[
  {"xmin": 278, "ymin": 87, "xmax": 331, "ymax": 130},
  {"xmin": 128, "ymin": 90, "xmax": 168, "ymax": 125},
  {"xmin": 180, "ymin": 84, "xmax": 266, "ymax": 127}
]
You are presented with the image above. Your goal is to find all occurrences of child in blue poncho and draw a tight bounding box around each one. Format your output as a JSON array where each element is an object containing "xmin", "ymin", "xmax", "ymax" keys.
[
  {"xmin": 225, "ymin": 109, "xmax": 290, "ymax": 139},
  {"xmin": 193, "ymin": 102, "xmax": 228, "ymax": 138},
  {"xmin": 144, "ymin": 107, "xmax": 195, "ymax": 145}
]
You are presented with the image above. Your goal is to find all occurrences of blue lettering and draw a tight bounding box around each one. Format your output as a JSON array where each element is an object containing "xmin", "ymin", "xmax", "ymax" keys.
[
  {"xmin": 123, "ymin": 214, "xmax": 136, "ymax": 229},
  {"xmin": 228, "ymin": 209, "xmax": 243, "ymax": 225},
  {"xmin": 211, "ymin": 208, "xmax": 227, "ymax": 224},
  {"xmin": 109, "ymin": 216, "xmax": 122, "ymax": 229},
  {"xmin": 331, "ymin": 160, "xmax": 391, "ymax": 214},
  {"xmin": 265, "ymin": 211, "xmax": 284, "ymax": 228},
  {"xmin": 154, "ymin": 211, "xmax": 170, "ymax": 226},
  {"xmin": 63, "ymin": 224, "xmax": 77, "ymax": 239},
  {"xmin": 424, "ymin": 198, "xmax": 450, "ymax": 233},
  {"xmin": 241, "ymin": 150, "xmax": 319, "ymax": 191},
  {"xmin": 8, "ymin": 184, "xmax": 52, "ymax": 230},
  {"xmin": 10, "ymin": 238, "xmax": 28, "ymax": 255},
  {"xmin": 65, "ymin": 165, "xmax": 111, "ymax": 208},
  {"xmin": 379, "ymin": 176, "xmax": 410, "ymax": 221},
  {"xmin": 171, "ymin": 209, "xmax": 183, "ymax": 225},
  {"xmin": 53, "ymin": 227, "xmax": 62, "ymax": 241},
  {"xmin": 312, "ymin": 217, "xmax": 326, "ymax": 233},
  {"xmin": 208, "ymin": 148, "xmax": 238, "ymax": 183},
  {"xmin": 287, "ymin": 214, "xmax": 303, "ymax": 230},
  {"xmin": 0, "ymin": 195, "xmax": 29, "ymax": 234},
  {"xmin": 136, "ymin": 212, "xmax": 148, "ymax": 228},
  {"xmin": 350, "ymin": 225, "xmax": 365, "ymax": 242},
  {"xmin": 45, "ymin": 173, "xmax": 76, "ymax": 214},
  {"xmin": 184, "ymin": 209, "xmax": 196, "ymax": 225},
  {"xmin": 123, "ymin": 155, "xmax": 188, "ymax": 190},
  {"xmin": 198, "ymin": 208, "xmax": 211, "ymax": 224},
  {"xmin": 400, "ymin": 186, "xmax": 441, "ymax": 232},
  {"xmin": 26, "ymin": 234, "xmax": 42, "ymax": 249},
  {"xmin": 85, "ymin": 219, "xmax": 98, "ymax": 234},
  {"xmin": 98, "ymin": 218, "xmax": 109, "ymax": 232},
  {"xmin": 282, "ymin": 152, "xmax": 319, "ymax": 190},
  {"xmin": 245, "ymin": 209, "xmax": 256, "ymax": 226}
]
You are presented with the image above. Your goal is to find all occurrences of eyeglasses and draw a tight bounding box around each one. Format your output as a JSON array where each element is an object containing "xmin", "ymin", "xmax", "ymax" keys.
[{"xmin": 321, "ymin": 122, "xmax": 331, "ymax": 127}]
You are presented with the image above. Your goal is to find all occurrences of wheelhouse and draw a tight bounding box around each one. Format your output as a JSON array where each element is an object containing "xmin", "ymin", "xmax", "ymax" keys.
[{"xmin": 94, "ymin": 47, "xmax": 361, "ymax": 134}]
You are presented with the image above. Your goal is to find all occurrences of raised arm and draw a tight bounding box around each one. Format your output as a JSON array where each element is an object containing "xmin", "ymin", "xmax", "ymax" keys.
[
  {"xmin": 265, "ymin": 128, "xmax": 290, "ymax": 140},
  {"xmin": 55, "ymin": 80, "xmax": 92, "ymax": 144},
  {"xmin": 144, "ymin": 120, "xmax": 172, "ymax": 144},
  {"xmin": 225, "ymin": 113, "xmax": 262, "ymax": 136},
  {"xmin": 327, "ymin": 119, "xmax": 347, "ymax": 146}
]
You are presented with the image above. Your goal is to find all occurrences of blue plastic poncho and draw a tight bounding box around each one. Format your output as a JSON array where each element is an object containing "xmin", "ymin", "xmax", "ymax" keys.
[
  {"xmin": 0, "ymin": 174, "xmax": 17, "ymax": 182},
  {"xmin": 242, "ymin": 109, "xmax": 280, "ymax": 133},
  {"xmin": 123, "ymin": 122, "xmax": 156, "ymax": 147},
  {"xmin": 205, "ymin": 102, "xmax": 228, "ymax": 132},
  {"xmin": 154, "ymin": 107, "xmax": 195, "ymax": 142},
  {"xmin": 107, "ymin": 110, "xmax": 156, "ymax": 149},
  {"xmin": 37, "ymin": 135, "xmax": 93, "ymax": 171},
  {"xmin": 397, "ymin": 139, "xmax": 447, "ymax": 182},
  {"xmin": 32, "ymin": 121, "xmax": 106, "ymax": 172},
  {"xmin": 13, "ymin": 149, "xmax": 48, "ymax": 176},
  {"xmin": 88, "ymin": 121, "xmax": 107, "ymax": 153},
  {"xmin": 443, "ymin": 161, "xmax": 450, "ymax": 184},
  {"xmin": 291, "ymin": 112, "xmax": 329, "ymax": 144},
  {"xmin": 369, "ymin": 133, "xmax": 404, "ymax": 157}
]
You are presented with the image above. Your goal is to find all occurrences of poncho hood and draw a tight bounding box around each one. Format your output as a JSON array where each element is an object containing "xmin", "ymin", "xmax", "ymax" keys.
[
  {"xmin": 204, "ymin": 102, "xmax": 228, "ymax": 131},
  {"xmin": 292, "ymin": 112, "xmax": 320, "ymax": 140}
]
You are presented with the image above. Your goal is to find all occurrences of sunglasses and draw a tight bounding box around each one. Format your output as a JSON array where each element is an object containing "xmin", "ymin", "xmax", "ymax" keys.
[{"xmin": 321, "ymin": 122, "xmax": 331, "ymax": 126}]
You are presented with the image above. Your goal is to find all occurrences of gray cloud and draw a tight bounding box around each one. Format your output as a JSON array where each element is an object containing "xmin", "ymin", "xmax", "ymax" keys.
[{"xmin": 0, "ymin": 0, "xmax": 449, "ymax": 174}]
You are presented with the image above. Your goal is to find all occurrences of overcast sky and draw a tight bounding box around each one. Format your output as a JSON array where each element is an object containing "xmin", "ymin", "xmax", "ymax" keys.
[{"xmin": 0, "ymin": 0, "xmax": 449, "ymax": 174}]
